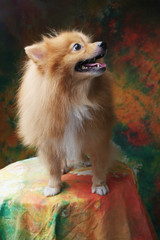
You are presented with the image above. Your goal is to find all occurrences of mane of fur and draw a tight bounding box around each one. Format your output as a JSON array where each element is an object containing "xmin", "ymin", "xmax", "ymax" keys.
[{"xmin": 17, "ymin": 31, "xmax": 115, "ymax": 148}]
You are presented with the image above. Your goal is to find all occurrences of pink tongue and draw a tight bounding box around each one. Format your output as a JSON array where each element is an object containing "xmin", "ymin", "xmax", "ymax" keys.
[{"xmin": 84, "ymin": 63, "xmax": 106, "ymax": 68}]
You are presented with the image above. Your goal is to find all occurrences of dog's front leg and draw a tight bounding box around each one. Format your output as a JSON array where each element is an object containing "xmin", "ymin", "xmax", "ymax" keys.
[
  {"xmin": 90, "ymin": 139, "xmax": 111, "ymax": 196},
  {"xmin": 39, "ymin": 140, "xmax": 62, "ymax": 196}
]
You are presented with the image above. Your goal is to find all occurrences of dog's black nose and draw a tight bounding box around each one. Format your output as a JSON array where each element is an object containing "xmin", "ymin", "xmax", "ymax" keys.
[{"xmin": 98, "ymin": 41, "xmax": 107, "ymax": 50}]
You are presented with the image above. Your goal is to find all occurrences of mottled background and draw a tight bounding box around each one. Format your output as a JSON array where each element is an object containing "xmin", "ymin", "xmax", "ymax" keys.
[{"xmin": 0, "ymin": 0, "xmax": 159, "ymax": 237}]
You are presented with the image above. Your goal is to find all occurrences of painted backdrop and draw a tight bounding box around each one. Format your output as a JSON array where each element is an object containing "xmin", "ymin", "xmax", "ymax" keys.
[{"xmin": 0, "ymin": 0, "xmax": 159, "ymax": 237}]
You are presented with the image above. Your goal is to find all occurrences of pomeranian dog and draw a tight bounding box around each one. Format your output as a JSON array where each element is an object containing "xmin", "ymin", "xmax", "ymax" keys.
[{"xmin": 17, "ymin": 30, "xmax": 115, "ymax": 196}]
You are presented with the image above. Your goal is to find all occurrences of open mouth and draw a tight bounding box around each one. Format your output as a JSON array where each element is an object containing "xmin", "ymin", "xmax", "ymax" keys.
[{"xmin": 75, "ymin": 53, "xmax": 107, "ymax": 73}]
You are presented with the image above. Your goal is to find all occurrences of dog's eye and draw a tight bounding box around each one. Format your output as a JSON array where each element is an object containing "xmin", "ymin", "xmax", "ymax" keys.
[{"xmin": 73, "ymin": 43, "xmax": 82, "ymax": 51}]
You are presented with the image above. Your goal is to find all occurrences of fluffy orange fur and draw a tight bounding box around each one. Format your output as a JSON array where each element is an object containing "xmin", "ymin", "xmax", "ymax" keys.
[{"xmin": 17, "ymin": 30, "xmax": 115, "ymax": 196}]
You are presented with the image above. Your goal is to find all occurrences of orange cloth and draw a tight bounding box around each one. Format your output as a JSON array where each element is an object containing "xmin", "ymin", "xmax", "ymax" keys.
[{"xmin": 0, "ymin": 158, "xmax": 158, "ymax": 239}]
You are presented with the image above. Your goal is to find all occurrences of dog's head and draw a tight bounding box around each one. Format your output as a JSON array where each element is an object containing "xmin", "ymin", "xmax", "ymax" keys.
[{"xmin": 25, "ymin": 31, "xmax": 107, "ymax": 81}]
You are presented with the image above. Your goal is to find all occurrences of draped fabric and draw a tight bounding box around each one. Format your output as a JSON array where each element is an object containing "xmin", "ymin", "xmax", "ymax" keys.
[{"xmin": 0, "ymin": 157, "xmax": 157, "ymax": 240}]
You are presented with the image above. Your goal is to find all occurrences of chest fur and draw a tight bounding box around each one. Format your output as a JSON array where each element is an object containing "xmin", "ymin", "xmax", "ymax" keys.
[{"xmin": 62, "ymin": 105, "xmax": 92, "ymax": 164}]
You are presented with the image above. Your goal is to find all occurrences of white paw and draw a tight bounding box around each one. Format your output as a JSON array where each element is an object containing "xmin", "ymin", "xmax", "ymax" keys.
[
  {"xmin": 92, "ymin": 185, "xmax": 110, "ymax": 196},
  {"xmin": 44, "ymin": 186, "xmax": 61, "ymax": 197}
]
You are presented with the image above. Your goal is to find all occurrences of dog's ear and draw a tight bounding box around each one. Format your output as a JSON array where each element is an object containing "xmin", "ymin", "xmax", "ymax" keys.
[{"xmin": 24, "ymin": 43, "xmax": 47, "ymax": 63}]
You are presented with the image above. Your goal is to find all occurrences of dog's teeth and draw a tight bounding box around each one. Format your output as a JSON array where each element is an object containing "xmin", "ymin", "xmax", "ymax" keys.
[{"xmin": 82, "ymin": 66, "xmax": 89, "ymax": 70}]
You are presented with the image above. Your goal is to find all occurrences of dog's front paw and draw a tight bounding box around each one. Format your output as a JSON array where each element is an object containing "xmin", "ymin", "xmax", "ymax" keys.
[
  {"xmin": 44, "ymin": 186, "xmax": 61, "ymax": 197},
  {"xmin": 91, "ymin": 184, "xmax": 110, "ymax": 196}
]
